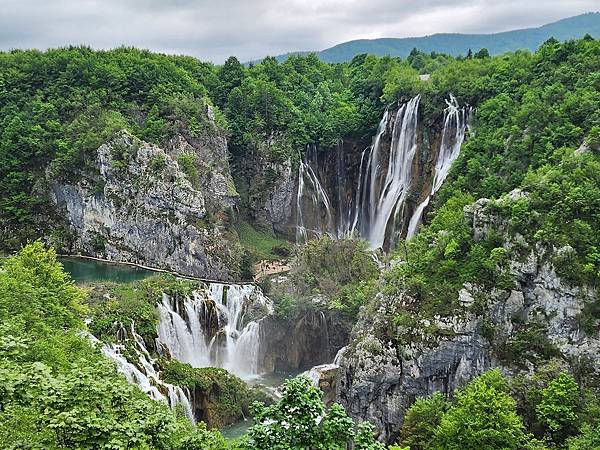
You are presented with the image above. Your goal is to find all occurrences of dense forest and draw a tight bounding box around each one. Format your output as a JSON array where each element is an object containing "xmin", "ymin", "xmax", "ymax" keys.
[{"xmin": 1, "ymin": 32, "xmax": 599, "ymax": 449}]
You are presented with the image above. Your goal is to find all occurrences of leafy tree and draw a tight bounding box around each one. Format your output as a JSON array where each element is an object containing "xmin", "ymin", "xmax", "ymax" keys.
[
  {"xmin": 399, "ymin": 393, "xmax": 449, "ymax": 449},
  {"xmin": 474, "ymin": 48, "xmax": 490, "ymax": 59},
  {"xmin": 536, "ymin": 372, "xmax": 580, "ymax": 441},
  {"xmin": 431, "ymin": 370, "xmax": 541, "ymax": 450},
  {"xmin": 241, "ymin": 376, "xmax": 382, "ymax": 449}
]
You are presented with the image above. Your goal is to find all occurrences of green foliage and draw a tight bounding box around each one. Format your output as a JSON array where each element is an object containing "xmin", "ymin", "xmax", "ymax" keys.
[
  {"xmin": 385, "ymin": 194, "xmax": 511, "ymax": 323},
  {"xmin": 399, "ymin": 393, "xmax": 449, "ymax": 450},
  {"xmin": 236, "ymin": 221, "xmax": 293, "ymax": 262},
  {"xmin": 536, "ymin": 373, "xmax": 580, "ymax": 439},
  {"xmin": 88, "ymin": 274, "xmax": 202, "ymax": 345},
  {"xmin": 431, "ymin": 370, "xmax": 542, "ymax": 450},
  {"xmin": 178, "ymin": 151, "xmax": 200, "ymax": 187},
  {"xmin": 0, "ymin": 243, "xmax": 227, "ymax": 449},
  {"xmin": 240, "ymin": 376, "xmax": 383, "ymax": 450},
  {"xmin": 278, "ymin": 236, "xmax": 380, "ymax": 319},
  {"xmin": 567, "ymin": 424, "xmax": 600, "ymax": 450},
  {"xmin": 0, "ymin": 47, "xmax": 218, "ymax": 249}
]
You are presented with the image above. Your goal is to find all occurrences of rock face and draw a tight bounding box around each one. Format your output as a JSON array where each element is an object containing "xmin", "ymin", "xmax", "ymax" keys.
[
  {"xmin": 235, "ymin": 141, "xmax": 297, "ymax": 238},
  {"xmin": 336, "ymin": 194, "xmax": 600, "ymax": 443},
  {"xmin": 258, "ymin": 309, "xmax": 349, "ymax": 373},
  {"xmin": 50, "ymin": 130, "xmax": 241, "ymax": 280}
]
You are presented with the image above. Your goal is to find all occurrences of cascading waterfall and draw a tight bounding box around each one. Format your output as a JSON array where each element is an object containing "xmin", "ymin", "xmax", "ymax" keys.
[
  {"xmin": 157, "ymin": 283, "xmax": 272, "ymax": 379},
  {"xmin": 406, "ymin": 95, "xmax": 472, "ymax": 239},
  {"xmin": 86, "ymin": 325, "xmax": 195, "ymax": 423},
  {"xmin": 363, "ymin": 95, "xmax": 421, "ymax": 249}
]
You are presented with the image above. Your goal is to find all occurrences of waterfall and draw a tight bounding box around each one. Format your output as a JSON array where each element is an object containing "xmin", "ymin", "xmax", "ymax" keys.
[
  {"xmin": 365, "ymin": 95, "xmax": 421, "ymax": 249},
  {"xmin": 406, "ymin": 95, "xmax": 472, "ymax": 239},
  {"xmin": 156, "ymin": 283, "xmax": 272, "ymax": 379},
  {"xmin": 86, "ymin": 325, "xmax": 195, "ymax": 423},
  {"xmin": 294, "ymin": 94, "xmax": 469, "ymax": 250},
  {"xmin": 350, "ymin": 147, "xmax": 369, "ymax": 235},
  {"xmin": 296, "ymin": 144, "xmax": 335, "ymax": 243}
]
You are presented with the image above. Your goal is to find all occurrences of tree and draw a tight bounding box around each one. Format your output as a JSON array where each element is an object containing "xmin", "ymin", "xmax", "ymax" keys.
[
  {"xmin": 399, "ymin": 393, "xmax": 449, "ymax": 449},
  {"xmin": 240, "ymin": 376, "xmax": 383, "ymax": 449},
  {"xmin": 215, "ymin": 56, "xmax": 246, "ymax": 107},
  {"xmin": 475, "ymin": 48, "xmax": 490, "ymax": 59},
  {"xmin": 432, "ymin": 370, "xmax": 541, "ymax": 450},
  {"xmin": 536, "ymin": 372, "xmax": 580, "ymax": 441}
]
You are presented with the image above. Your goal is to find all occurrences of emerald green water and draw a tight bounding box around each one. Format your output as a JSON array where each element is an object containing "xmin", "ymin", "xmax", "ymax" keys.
[{"xmin": 59, "ymin": 257, "xmax": 156, "ymax": 284}]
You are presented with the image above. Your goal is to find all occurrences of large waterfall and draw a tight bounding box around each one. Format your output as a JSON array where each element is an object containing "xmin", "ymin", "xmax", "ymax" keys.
[
  {"xmin": 362, "ymin": 95, "xmax": 421, "ymax": 249},
  {"xmin": 157, "ymin": 283, "xmax": 272, "ymax": 379},
  {"xmin": 406, "ymin": 95, "xmax": 473, "ymax": 239},
  {"xmin": 295, "ymin": 94, "xmax": 471, "ymax": 250}
]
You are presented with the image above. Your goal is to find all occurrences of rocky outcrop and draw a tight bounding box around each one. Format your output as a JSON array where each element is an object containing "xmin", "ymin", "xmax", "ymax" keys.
[
  {"xmin": 336, "ymin": 193, "xmax": 599, "ymax": 443},
  {"xmin": 235, "ymin": 141, "xmax": 296, "ymax": 238},
  {"xmin": 258, "ymin": 309, "xmax": 350, "ymax": 373},
  {"xmin": 50, "ymin": 129, "xmax": 242, "ymax": 280}
]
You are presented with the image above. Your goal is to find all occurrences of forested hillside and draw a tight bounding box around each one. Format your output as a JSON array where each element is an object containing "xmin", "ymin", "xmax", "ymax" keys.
[
  {"xmin": 1, "ymin": 34, "xmax": 599, "ymax": 449},
  {"xmin": 268, "ymin": 12, "xmax": 600, "ymax": 63}
]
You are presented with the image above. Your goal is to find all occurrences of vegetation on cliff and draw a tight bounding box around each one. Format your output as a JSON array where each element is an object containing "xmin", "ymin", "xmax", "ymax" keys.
[
  {"xmin": 87, "ymin": 274, "xmax": 203, "ymax": 344},
  {"xmin": 269, "ymin": 236, "xmax": 379, "ymax": 320}
]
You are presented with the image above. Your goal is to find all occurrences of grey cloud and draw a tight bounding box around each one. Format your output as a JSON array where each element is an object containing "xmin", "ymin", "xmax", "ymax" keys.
[{"xmin": 0, "ymin": 0, "xmax": 597, "ymax": 62}]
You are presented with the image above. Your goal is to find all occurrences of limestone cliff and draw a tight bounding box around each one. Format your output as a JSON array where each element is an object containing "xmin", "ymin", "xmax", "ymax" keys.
[
  {"xmin": 50, "ymin": 129, "xmax": 242, "ymax": 280},
  {"xmin": 335, "ymin": 191, "xmax": 600, "ymax": 443}
]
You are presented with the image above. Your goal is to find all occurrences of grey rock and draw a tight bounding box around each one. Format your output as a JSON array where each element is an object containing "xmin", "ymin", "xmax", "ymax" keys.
[
  {"xmin": 337, "ymin": 196, "xmax": 599, "ymax": 444},
  {"xmin": 50, "ymin": 130, "xmax": 240, "ymax": 280}
]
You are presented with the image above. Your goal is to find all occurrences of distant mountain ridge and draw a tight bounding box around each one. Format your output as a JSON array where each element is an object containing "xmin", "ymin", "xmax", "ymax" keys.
[{"xmin": 265, "ymin": 12, "xmax": 600, "ymax": 63}]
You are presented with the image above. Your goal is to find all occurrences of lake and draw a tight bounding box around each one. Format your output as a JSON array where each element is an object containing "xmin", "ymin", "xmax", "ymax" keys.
[{"xmin": 59, "ymin": 257, "xmax": 157, "ymax": 284}]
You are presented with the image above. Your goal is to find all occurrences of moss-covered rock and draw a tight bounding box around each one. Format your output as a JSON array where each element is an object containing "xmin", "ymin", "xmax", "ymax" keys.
[{"xmin": 161, "ymin": 360, "xmax": 267, "ymax": 428}]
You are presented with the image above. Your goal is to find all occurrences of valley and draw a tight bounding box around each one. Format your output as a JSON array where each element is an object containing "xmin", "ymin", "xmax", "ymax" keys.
[{"xmin": 0, "ymin": 23, "xmax": 599, "ymax": 450}]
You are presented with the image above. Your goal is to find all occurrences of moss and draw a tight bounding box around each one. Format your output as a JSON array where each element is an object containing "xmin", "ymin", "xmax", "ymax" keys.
[
  {"xmin": 161, "ymin": 360, "xmax": 265, "ymax": 428},
  {"xmin": 236, "ymin": 221, "xmax": 292, "ymax": 261},
  {"xmin": 177, "ymin": 152, "xmax": 200, "ymax": 188}
]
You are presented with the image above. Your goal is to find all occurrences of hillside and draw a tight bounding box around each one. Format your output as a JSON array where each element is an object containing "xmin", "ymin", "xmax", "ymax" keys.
[
  {"xmin": 1, "ymin": 34, "xmax": 600, "ymax": 449},
  {"xmin": 268, "ymin": 12, "xmax": 600, "ymax": 63}
]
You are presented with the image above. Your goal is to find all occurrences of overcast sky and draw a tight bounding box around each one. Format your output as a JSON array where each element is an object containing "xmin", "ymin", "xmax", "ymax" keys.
[{"xmin": 0, "ymin": 0, "xmax": 597, "ymax": 63}]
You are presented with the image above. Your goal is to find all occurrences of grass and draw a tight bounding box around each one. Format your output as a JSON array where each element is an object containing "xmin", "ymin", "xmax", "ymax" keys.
[{"xmin": 236, "ymin": 221, "xmax": 292, "ymax": 261}]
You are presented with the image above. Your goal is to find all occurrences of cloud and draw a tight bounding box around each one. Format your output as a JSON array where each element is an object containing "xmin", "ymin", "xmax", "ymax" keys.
[{"xmin": 0, "ymin": 0, "xmax": 597, "ymax": 62}]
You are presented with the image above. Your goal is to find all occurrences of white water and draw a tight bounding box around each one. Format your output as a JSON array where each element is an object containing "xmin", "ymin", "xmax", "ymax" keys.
[
  {"xmin": 365, "ymin": 95, "xmax": 421, "ymax": 249},
  {"xmin": 295, "ymin": 94, "xmax": 469, "ymax": 250},
  {"xmin": 156, "ymin": 283, "xmax": 272, "ymax": 379},
  {"xmin": 406, "ymin": 95, "xmax": 472, "ymax": 239},
  {"xmin": 296, "ymin": 144, "xmax": 335, "ymax": 243},
  {"xmin": 86, "ymin": 325, "xmax": 195, "ymax": 423}
]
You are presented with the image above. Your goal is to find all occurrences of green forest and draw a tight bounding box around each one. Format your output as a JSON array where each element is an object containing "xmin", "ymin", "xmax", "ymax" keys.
[{"xmin": 1, "ymin": 32, "xmax": 599, "ymax": 449}]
